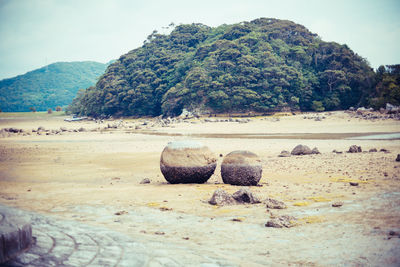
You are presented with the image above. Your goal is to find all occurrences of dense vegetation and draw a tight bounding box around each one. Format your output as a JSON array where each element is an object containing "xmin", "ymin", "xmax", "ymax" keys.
[
  {"xmin": 69, "ymin": 18, "xmax": 377, "ymax": 117},
  {"xmin": 0, "ymin": 61, "xmax": 109, "ymax": 112},
  {"xmin": 369, "ymin": 64, "xmax": 400, "ymax": 108}
]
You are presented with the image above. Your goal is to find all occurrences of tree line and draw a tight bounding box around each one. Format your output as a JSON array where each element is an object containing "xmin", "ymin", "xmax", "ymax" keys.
[{"xmin": 67, "ymin": 18, "xmax": 396, "ymax": 117}]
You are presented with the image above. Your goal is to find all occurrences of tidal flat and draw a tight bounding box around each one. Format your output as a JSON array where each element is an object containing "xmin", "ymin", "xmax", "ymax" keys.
[{"xmin": 0, "ymin": 111, "xmax": 399, "ymax": 266}]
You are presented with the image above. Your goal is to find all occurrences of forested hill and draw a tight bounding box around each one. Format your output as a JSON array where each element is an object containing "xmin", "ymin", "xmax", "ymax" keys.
[
  {"xmin": 69, "ymin": 18, "xmax": 376, "ymax": 117},
  {"xmin": 0, "ymin": 61, "xmax": 109, "ymax": 112}
]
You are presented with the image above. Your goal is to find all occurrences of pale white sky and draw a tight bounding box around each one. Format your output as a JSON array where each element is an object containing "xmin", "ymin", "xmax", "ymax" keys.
[{"xmin": 0, "ymin": 0, "xmax": 399, "ymax": 79}]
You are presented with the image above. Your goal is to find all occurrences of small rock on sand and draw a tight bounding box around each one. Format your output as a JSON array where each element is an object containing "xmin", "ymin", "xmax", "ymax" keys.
[
  {"xmin": 209, "ymin": 188, "xmax": 260, "ymax": 205},
  {"xmin": 369, "ymin": 148, "xmax": 378, "ymax": 152},
  {"xmin": 278, "ymin": 150, "xmax": 291, "ymax": 157},
  {"xmin": 265, "ymin": 198, "xmax": 287, "ymax": 209},
  {"xmin": 311, "ymin": 147, "xmax": 321, "ymax": 154},
  {"xmin": 265, "ymin": 215, "xmax": 297, "ymax": 228},
  {"xmin": 140, "ymin": 178, "xmax": 151, "ymax": 184},
  {"xmin": 349, "ymin": 182, "xmax": 359, "ymax": 186},
  {"xmin": 332, "ymin": 201, "xmax": 343, "ymax": 207},
  {"xmin": 396, "ymin": 154, "xmax": 400, "ymax": 162},
  {"xmin": 209, "ymin": 189, "xmax": 235, "ymax": 206},
  {"xmin": 291, "ymin": 145, "xmax": 312, "ymax": 155},
  {"xmin": 348, "ymin": 145, "xmax": 362, "ymax": 153},
  {"xmin": 232, "ymin": 188, "xmax": 261, "ymax": 204}
]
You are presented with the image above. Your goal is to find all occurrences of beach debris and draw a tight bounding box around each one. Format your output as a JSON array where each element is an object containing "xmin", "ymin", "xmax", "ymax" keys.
[
  {"xmin": 265, "ymin": 215, "xmax": 297, "ymax": 228},
  {"xmin": 232, "ymin": 188, "xmax": 261, "ymax": 204},
  {"xmin": 209, "ymin": 188, "xmax": 261, "ymax": 206},
  {"xmin": 291, "ymin": 144, "xmax": 312, "ymax": 155},
  {"xmin": 332, "ymin": 201, "xmax": 344, "ymax": 207},
  {"xmin": 396, "ymin": 154, "xmax": 400, "ymax": 162},
  {"xmin": 369, "ymin": 148, "xmax": 378, "ymax": 152},
  {"xmin": 332, "ymin": 149, "xmax": 343, "ymax": 154},
  {"xmin": 154, "ymin": 231, "xmax": 165, "ymax": 235},
  {"xmin": 209, "ymin": 189, "xmax": 235, "ymax": 205},
  {"xmin": 349, "ymin": 182, "xmax": 359, "ymax": 186},
  {"xmin": 348, "ymin": 145, "xmax": 362, "ymax": 153},
  {"xmin": 380, "ymin": 148, "xmax": 390, "ymax": 153},
  {"xmin": 160, "ymin": 140, "xmax": 217, "ymax": 184},
  {"xmin": 264, "ymin": 198, "xmax": 287, "ymax": 209},
  {"xmin": 114, "ymin": 210, "xmax": 128, "ymax": 216},
  {"xmin": 140, "ymin": 178, "xmax": 151, "ymax": 184},
  {"xmin": 221, "ymin": 150, "xmax": 262, "ymax": 186},
  {"xmin": 278, "ymin": 150, "xmax": 291, "ymax": 157},
  {"xmin": 311, "ymin": 147, "xmax": 321, "ymax": 154}
]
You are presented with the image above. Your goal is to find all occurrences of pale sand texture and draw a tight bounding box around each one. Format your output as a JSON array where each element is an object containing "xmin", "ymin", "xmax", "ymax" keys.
[{"xmin": 0, "ymin": 111, "xmax": 399, "ymax": 265}]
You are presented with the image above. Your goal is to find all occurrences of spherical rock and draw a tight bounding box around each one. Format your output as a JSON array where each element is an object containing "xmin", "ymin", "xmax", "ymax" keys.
[
  {"xmin": 221, "ymin": 150, "xmax": 262, "ymax": 186},
  {"xmin": 160, "ymin": 140, "xmax": 217, "ymax": 184}
]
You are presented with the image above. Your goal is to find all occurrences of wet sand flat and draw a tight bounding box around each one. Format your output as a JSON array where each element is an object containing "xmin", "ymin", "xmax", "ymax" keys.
[{"xmin": 0, "ymin": 111, "xmax": 400, "ymax": 266}]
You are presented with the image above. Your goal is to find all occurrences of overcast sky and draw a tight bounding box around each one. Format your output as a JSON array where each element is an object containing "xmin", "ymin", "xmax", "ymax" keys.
[{"xmin": 0, "ymin": 0, "xmax": 399, "ymax": 80}]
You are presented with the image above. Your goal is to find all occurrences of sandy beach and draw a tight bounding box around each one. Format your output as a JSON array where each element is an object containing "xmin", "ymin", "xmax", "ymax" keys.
[{"xmin": 0, "ymin": 111, "xmax": 399, "ymax": 266}]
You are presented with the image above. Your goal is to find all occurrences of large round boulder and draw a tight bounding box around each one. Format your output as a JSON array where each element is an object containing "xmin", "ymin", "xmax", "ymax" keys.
[
  {"xmin": 160, "ymin": 140, "xmax": 217, "ymax": 184},
  {"xmin": 221, "ymin": 150, "xmax": 262, "ymax": 186}
]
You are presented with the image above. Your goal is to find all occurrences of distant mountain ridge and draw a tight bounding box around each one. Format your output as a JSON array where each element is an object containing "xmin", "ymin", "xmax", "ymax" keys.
[{"xmin": 0, "ymin": 61, "xmax": 110, "ymax": 112}]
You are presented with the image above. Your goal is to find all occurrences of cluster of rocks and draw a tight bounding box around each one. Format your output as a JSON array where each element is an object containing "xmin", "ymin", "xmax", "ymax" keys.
[
  {"xmin": 278, "ymin": 144, "xmax": 320, "ymax": 157},
  {"xmin": 347, "ymin": 103, "xmax": 400, "ymax": 120},
  {"xmin": 303, "ymin": 115, "xmax": 326, "ymax": 121},
  {"xmin": 204, "ymin": 118, "xmax": 251, "ymax": 123},
  {"xmin": 160, "ymin": 140, "xmax": 263, "ymax": 186},
  {"xmin": 0, "ymin": 125, "xmax": 101, "ymax": 138},
  {"xmin": 209, "ymin": 188, "xmax": 287, "ymax": 209},
  {"xmin": 334, "ymin": 145, "xmax": 390, "ymax": 154}
]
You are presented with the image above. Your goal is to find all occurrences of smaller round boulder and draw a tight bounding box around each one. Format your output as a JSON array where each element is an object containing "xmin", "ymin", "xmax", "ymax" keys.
[
  {"xmin": 160, "ymin": 140, "xmax": 217, "ymax": 184},
  {"xmin": 221, "ymin": 150, "xmax": 262, "ymax": 186}
]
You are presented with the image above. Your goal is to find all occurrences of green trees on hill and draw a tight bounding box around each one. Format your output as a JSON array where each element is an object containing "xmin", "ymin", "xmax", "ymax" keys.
[
  {"xmin": 369, "ymin": 64, "xmax": 400, "ymax": 108},
  {"xmin": 68, "ymin": 18, "xmax": 376, "ymax": 117},
  {"xmin": 0, "ymin": 61, "xmax": 108, "ymax": 112}
]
